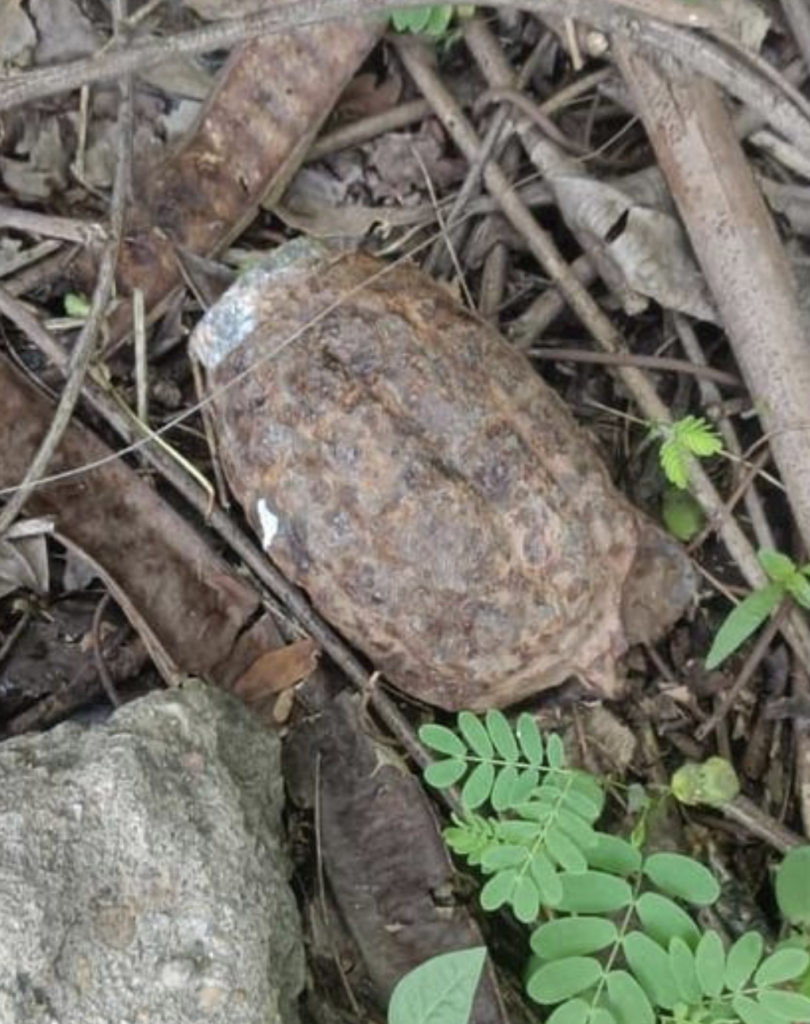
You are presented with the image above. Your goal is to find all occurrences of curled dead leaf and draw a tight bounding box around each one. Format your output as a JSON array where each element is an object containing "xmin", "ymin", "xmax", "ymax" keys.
[{"xmin": 233, "ymin": 639, "xmax": 321, "ymax": 704}]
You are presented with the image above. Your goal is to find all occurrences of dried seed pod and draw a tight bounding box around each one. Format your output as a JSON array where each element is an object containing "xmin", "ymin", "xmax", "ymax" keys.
[{"xmin": 191, "ymin": 240, "xmax": 694, "ymax": 710}]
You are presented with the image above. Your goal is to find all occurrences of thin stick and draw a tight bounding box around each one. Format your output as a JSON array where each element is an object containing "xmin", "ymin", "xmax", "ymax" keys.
[
  {"xmin": 0, "ymin": 60, "xmax": 133, "ymax": 540},
  {"xmin": 92, "ymin": 593, "xmax": 122, "ymax": 708},
  {"xmin": 0, "ymin": 205, "xmax": 106, "ymax": 246},
  {"xmin": 2, "ymin": 0, "xmax": 807, "ymax": 159},
  {"xmin": 528, "ymin": 345, "xmax": 743, "ymax": 389}
]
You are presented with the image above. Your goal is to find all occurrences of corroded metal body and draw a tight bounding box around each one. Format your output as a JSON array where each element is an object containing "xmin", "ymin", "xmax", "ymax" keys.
[{"xmin": 192, "ymin": 241, "xmax": 692, "ymax": 709}]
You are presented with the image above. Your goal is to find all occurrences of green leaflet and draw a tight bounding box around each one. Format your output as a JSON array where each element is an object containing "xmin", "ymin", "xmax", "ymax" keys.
[
  {"xmin": 527, "ymin": 956, "xmax": 604, "ymax": 1003},
  {"xmin": 705, "ymin": 582, "xmax": 783, "ymax": 669},
  {"xmin": 725, "ymin": 932, "xmax": 765, "ymax": 990},
  {"xmin": 531, "ymin": 918, "xmax": 619, "ymax": 960},
  {"xmin": 695, "ymin": 930, "xmax": 726, "ymax": 998},
  {"xmin": 668, "ymin": 937, "xmax": 702, "ymax": 1004},
  {"xmin": 705, "ymin": 547, "xmax": 810, "ymax": 670},
  {"xmin": 622, "ymin": 931, "xmax": 679, "ymax": 1009},
  {"xmin": 775, "ymin": 846, "xmax": 810, "ymax": 926},
  {"xmin": 605, "ymin": 970, "xmax": 655, "ymax": 1024},
  {"xmin": 642, "ymin": 852, "xmax": 721, "ymax": 906},
  {"xmin": 754, "ymin": 948, "xmax": 810, "ymax": 987},
  {"xmin": 635, "ymin": 892, "xmax": 700, "ymax": 948},
  {"xmin": 557, "ymin": 872, "xmax": 633, "ymax": 914}
]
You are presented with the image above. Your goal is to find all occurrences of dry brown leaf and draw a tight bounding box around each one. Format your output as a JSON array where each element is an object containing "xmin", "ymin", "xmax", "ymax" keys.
[
  {"xmin": 29, "ymin": 0, "xmax": 99, "ymax": 64},
  {"xmin": 0, "ymin": 528, "xmax": 49, "ymax": 599},
  {"xmin": 336, "ymin": 70, "xmax": 403, "ymax": 120},
  {"xmin": 0, "ymin": 0, "xmax": 35, "ymax": 65},
  {"xmin": 233, "ymin": 639, "xmax": 320, "ymax": 703}
]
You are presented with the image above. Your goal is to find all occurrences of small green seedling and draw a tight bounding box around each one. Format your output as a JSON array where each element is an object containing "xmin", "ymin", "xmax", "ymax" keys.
[
  {"xmin": 671, "ymin": 756, "xmax": 741, "ymax": 809},
  {"xmin": 705, "ymin": 549, "xmax": 810, "ymax": 669},
  {"xmin": 389, "ymin": 4, "xmax": 473, "ymax": 35},
  {"xmin": 63, "ymin": 292, "xmax": 90, "ymax": 318},
  {"xmin": 654, "ymin": 415, "xmax": 723, "ymax": 490}
]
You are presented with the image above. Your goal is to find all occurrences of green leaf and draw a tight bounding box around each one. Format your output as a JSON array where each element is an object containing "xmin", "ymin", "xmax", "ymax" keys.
[
  {"xmin": 725, "ymin": 932, "xmax": 764, "ymax": 990},
  {"xmin": 63, "ymin": 292, "xmax": 90, "ymax": 318},
  {"xmin": 420, "ymin": 724, "xmax": 466, "ymax": 758},
  {"xmin": 770, "ymin": 995, "xmax": 810, "ymax": 1024},
  {"xmin": 514, "ymin": 874, "xmax": 541, "ymax": 923},
  {"xmin": 480, "ymin": 869, "xmax": 517, "ymax": 912},
  {"xmin": 486, "ymin": 709, "xmax": 519, "ymax": 761},
  {"xmin": 635, "ymin": 892, "xmax": 700, "ymax": 947},
  {"xmin": 622, "ymin": 931, "xmax": 679, "ymax": 1009},
  {"xmin": 754, "ymin": 948, "xmax": 810, "ymax": 986},
  {"xmin": 643, "ymin": 852, "xmax": 720, "ymax": 906},
  {"xmin": 586, "ymin": 834, "xmax": 643, "ymax": 877},
  {"xmin": 388, "ymin": 946, "xmax": 487, "ymax": 1024},
  {"xmin": 461, "ymin": 762, "xmax": 495, "ymax": 810},
  {"xmin": 511, "ymin": 769, "xmax": 541, "ymax": 805},
  {"xmin": 517, "ymin": 713, "xmax": 544, "ymax": 765},
  {"xmin": 671, "ymin": 757, "xmax": 741, "ymax": 808},
  {"xmin": 531, "ymin": 918, "xmax": 618, "ymax": 960},
  {"xmin": 669, "ymin": 937, "xmax": 702, "ymax": 1004},
  {"xmin": 756, "ymin": 990, "xmax": 810, "ymax": 1021},
  {"xmin": 758, "ymin": 549, "xmax": 798, "ymax": 584},
  {"xmin": 557, "ymin": 872, "xmax": 633, "ymax": 913},
  {"xmin": 530, "ymin": 849, "xmax": 564, "ymax": 906},
  {"xmin": 546, "ymin": 733, "xmax": 565, "ymax": 769},
  {"xmin": 491, "ymin": 766, "xmax": 520, "ymax": 812},
  {"xmin": 554, "ymin": 809, "xmax": 598, "ymax": 854},
  {"xmin": 775, "ymin": 846, "xmax": 810, "ymax": 926},
  {"xmin": 732, "ymin": 993, "xmax": 784, "ymax": 1024},
  {"xmin": 658, "ymin": 416, "xmax": 722, "ymax": 488},
  {"xmin": 695, "ymin": 930, "xmax": 726, "ymax": 998},
  {"xmin": 557, "ymin": 788, "xmax": 603, "ymax": 826},
  {"xmin": 425, "ymin": 4, "xmax": 454, "ymax": 34},
  {"xmin": 480, "ymin": 844, "xmax": 525, "ymax": 872},
  {"xmin": 675, "ymin": 415, "xmax": 723, "ymax": 457},
  {"xmin": 662, "ymin": 487, "xmax": 705, "ymax": 541},
  {"xmin": 547, "ymin": 999, "xmax": 591, "ymax": 1024},
  {"xmin": 425, "ymin": 759, "xmax": 467, "ymax": 789},
  {"xmin": 546, "ymin": 825, "xmax": 589, "ymax": 873},
  {"xmin": 392, "ymin": 5, "xmax": 434, "ymax": 32},
  {"xmin": 705, "ymin": 582, "xmax": 784, "ymax": 669},
  {"xmin": 787, "ymin": 572, "xmax": 810, "ymax": 609},
  {"xmin": 526, "ymin": 956, "xmax": 604, "ymax": 1003},
  {"xmin": 568, "ymin": 772, "xmax": 606, "ymax": 818},
  {"xmin": 660, "ymin": 436, "xmax": 689, "ymax": 489},
  {"xmin": 498, "ymin": 819, "xmax": 541, "ymax": 844},
  {"xmin": 458, "ymin": 711, "xmax": 494, "ymax": 759},
  {"xmin": 605, "ymin": 970, "xmax": 655, "ymax": 1024}
]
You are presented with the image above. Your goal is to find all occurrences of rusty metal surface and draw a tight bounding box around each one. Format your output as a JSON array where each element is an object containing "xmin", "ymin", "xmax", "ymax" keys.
[{"xmin": 192, "ymin": 241, "xmax": 693, "ymax": 710}]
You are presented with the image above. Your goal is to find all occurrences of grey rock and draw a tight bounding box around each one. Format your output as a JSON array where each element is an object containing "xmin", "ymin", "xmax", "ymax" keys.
[{"xmin": 0, "ymin": 682, "xmax": 304, "ymax": 1024}]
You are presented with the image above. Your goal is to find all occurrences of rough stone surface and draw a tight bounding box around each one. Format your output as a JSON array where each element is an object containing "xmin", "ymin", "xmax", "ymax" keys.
[{"xmin": 0, "ymin": 682, "xmax": 304, "ymax": 1024}]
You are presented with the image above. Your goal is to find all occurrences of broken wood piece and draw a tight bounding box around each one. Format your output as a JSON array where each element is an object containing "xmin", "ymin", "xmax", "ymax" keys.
[
  {"xmin": 0, "ymin": 355, "xmax": 277, "ymax": 687},
  {"xmin": 614, "ymin": 42, "xmax": 810, "ymax": 561},
  {"xmin": 72, "ymin": 18, "xmax": 382, "ymax": 349},
  {"xmin": 284, "ymin": 687, "xmax": 510, "ymax": 1023}
]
